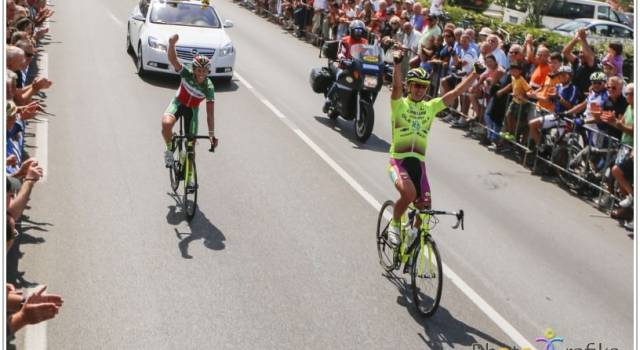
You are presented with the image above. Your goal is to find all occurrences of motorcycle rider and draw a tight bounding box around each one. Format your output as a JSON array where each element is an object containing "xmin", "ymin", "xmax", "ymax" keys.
[{"xmin": 323, "ymin": 20, "xmax": 370, "ymax": 113}]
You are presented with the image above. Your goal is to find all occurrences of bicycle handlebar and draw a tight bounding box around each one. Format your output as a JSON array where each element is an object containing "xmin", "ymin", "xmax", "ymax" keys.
[
  {"xmin": 172, "ymin": 135, "xmax": 216, "ymax": 152},
  {"xmin": 417, "ymin": 209, "xmax": 465, "ymax": 230}
]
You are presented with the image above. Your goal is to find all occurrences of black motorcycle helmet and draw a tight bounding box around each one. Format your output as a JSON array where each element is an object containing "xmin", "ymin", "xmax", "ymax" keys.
[{"xmin": 349, "ymin": 20, "xmax": 366, "ymax": 40}]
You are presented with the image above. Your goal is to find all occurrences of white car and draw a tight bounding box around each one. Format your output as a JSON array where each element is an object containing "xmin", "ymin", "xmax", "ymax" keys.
[
  {"xmin": 126, "ymin": 0, "xmax": 236, "ymax": 80},
  {"xmin": 552, "ymin": 19, "xmax": 633, "ymax": 43}
]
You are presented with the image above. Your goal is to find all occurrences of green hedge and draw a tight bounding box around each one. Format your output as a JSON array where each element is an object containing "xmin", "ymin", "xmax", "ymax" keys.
[{"xmin": 425, "ymin": 4, "xmax": 634, "ymax": 81}]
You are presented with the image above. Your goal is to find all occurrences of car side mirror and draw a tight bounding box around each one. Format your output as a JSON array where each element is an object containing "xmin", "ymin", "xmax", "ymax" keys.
[
  {"xmin": 133, "ymin": 14, "xmax": 146, "ymax": 22},
  {"xmin": 223, "ymin": 20, "xmax": 234, "ymax": 28}
]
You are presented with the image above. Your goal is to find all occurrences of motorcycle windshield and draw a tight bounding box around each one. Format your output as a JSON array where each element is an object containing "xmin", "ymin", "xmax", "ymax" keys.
[{"xmin": 350, "ymin": 44, "xmax": 383, "ymax": 64}]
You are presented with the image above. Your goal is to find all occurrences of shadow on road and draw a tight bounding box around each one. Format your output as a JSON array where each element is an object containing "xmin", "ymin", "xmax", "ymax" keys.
[
  {"xmin": 312, "ymin": 115, "xmax": 390, "ymax": 153},
  {"xmin": 383, "ymin": 272, "xmax": 512, "ymax": 350},
  {"xmin": 6, "ymin": 218, "xmax": 50, "ymax": 288},
  {"xmin": 166, "ymin": 192, "xmax": 226, "ymax": 259}
]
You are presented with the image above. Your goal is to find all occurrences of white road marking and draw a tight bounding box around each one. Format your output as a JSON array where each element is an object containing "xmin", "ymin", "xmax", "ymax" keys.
[
  {"xmin": 34, "ymin": 118, "xmax": 49, "ymax": 183},
  {"xmin": 33, "ymin": 52, "xmax": 49, "ymax": 182},
  {"xmin": 23, "ymin": 288, "xmax": 48, "ymax": 350},
  {"xmin": 108, "ymin": 11, "xmax": 124, "ymax": 27},
  {"xmin": 40, "ymin": 52, "xmax": 48, "ymax": 78},
  {"xmin": 234, "ymin": 71, "xmax": 536, "ymax": 350}
]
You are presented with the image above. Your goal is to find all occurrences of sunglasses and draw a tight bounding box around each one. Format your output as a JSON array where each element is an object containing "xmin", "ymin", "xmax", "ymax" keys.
[
  {"xmin": 591, "ymin": 81, "xmax": 604, "ymax": 85},
  {"xmin": 411, "ymin": 84, "xmax": 428, "ymax": 90}
]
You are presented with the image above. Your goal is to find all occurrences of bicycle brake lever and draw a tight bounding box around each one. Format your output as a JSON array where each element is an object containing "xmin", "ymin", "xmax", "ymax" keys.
[
  {"xmin": 451, "ymin": 210, "xmax": 464, "ymax": 230},
  {"xmin": 209, "ymin": 145, "xmax": 215, "ymax": 153}
]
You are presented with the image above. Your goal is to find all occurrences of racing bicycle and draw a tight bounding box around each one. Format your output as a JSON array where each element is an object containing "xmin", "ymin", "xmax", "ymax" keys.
[
  {"xmin": 376, "ymin": 201, "xmax": 464, "ymax": 317},
  {"xmin": 168, "ymin": 115, "xmax": 214, "ymax": 221}
]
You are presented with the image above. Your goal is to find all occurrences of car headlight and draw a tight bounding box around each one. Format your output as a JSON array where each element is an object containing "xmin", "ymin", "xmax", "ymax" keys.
[
  {"xmin": 148, "ymin": 36, "xmax": 167, "ymax": 52},
  {"xmin": 219, "ymin": 43, "xmax": 234, "ymax": 56}
]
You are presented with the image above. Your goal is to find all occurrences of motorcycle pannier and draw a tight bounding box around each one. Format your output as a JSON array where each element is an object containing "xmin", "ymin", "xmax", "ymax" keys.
[
  {"xmin": 322, "ymin": 40, "xmax": 339, "ymax": 61},
  {"xmin": 310, "ymin": 67, "xmax": 332, "ymax": 94}
]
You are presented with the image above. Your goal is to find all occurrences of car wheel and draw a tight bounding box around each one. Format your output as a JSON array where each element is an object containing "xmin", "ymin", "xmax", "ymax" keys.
[
  {"xmin": 126, "ymin": 25, "xmax": 134, "ymax": 55},
  {"xmin": 136, "ymin": 42, "xmax": 146, "ymax": 77}
]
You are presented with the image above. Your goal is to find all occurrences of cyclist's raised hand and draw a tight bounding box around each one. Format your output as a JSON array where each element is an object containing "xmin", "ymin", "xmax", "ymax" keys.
[{"xmin": 169, "ymin": 34, "xmax": 179, "ymax": 46}]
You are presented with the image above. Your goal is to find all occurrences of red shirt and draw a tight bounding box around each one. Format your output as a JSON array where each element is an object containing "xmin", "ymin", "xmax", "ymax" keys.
[{"xmin": 339, "ymin": 36, "xmax": 369, "ymax": 59}]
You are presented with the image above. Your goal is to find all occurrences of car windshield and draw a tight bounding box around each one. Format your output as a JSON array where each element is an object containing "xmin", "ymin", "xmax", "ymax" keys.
[
  {"xmin": 554, "ymin": 21, "xmax": 588, "ymax": 32},
  {"xmin": 150, "ymin": 2, "xmax": 220, "ymax": 28},
  {"xmin": 350, "ymin": 44, "xmax": 383, "ymax": 64}
]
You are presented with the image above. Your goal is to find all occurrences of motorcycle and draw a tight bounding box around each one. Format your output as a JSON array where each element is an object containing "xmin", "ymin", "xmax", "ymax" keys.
[{"xmin": 309, "ymin": 41, "xmax": 384, "ymax": 143}]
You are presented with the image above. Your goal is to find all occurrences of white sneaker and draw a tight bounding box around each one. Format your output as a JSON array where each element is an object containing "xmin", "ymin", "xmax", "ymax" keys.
[
  {"xmin": 164, "ymin": 150, "xmax": 174, "ymax": 168},
  {"xmin": 619, "ymin": 195, "xmax": 633, "ymax": 208},
  {"xmin": 387, "ymin": 225, "xmax": 400, "ymax": 247}
]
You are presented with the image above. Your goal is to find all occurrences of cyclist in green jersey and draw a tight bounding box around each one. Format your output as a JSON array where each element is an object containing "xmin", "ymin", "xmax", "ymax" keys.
[
  {"xmin": 162, "ymin": 34, "xmax": 218, "ymax": 169},
  {"xmin": 386, "ymin": 50, "xmax": 485, "ymax": 247}
]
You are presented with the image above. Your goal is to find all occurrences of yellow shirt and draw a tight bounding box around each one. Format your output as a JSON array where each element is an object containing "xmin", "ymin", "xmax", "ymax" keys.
[{"xmin": 511, "ymin": 75, "xmax": 531, "ymax": 105}]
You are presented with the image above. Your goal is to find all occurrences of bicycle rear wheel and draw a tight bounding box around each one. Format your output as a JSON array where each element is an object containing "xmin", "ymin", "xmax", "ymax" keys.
[
  {"xmin": 169, "ymin": 138, "xmax": 182, "ymax": 193},
  {"xmin": 377, "ymin": 200, "xmax": 398, "ymax": 272},
  {"xmin": 183, "ymin": 154, "xmax": 198, "ymax": 221},
  {"xmin": 411, "ymin": 236, "xmax": 443, "ymax": 317},
  {"xmin": 559, "ymin": 144, "xmax": 588, "ymax": 192}
]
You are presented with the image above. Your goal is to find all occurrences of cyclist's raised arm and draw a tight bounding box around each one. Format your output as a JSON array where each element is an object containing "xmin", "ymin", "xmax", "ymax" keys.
[
  {"xmin": 441, "ymin": 68, "xmax": 481, "ymax": 107},
  {"xmin": 168, "ymin": 34, "xmax": 182, "ymax": 72}
]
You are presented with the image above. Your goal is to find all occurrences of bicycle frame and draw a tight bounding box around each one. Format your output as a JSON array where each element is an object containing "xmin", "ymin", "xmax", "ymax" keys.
[
  {"xmin": 399, "ymin": 206, "xmax": 463, "ymax": 272},
  {"xmin": 172, "ymin": 116, "xmax": 213, "ymax": 184}
]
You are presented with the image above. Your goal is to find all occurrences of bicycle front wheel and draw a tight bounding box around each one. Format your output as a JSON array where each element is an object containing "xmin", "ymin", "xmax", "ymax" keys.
[
  {"xmin": 376, "ymin": 200, "xmax": 398, "ymax": 272},
  {"xmin": 169, "ymin": 139, "xmax": 182, "ymax": 193},
  {"xmin": 411, "ymin": 236, "xmax": 443, "ymax": 317},
  {"xmin": 183, "ymin": 154, "xmax": 198, "ymax": 221}
]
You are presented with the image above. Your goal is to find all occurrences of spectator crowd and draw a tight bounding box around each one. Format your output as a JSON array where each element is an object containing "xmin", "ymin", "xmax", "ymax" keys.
[
  {"xmin": 242, "ymin": 0, "xmax": 634, "ymax": 230},
  {"xmin": 5, "ymin": 0, "xmax": 64, "ymax": 341}
]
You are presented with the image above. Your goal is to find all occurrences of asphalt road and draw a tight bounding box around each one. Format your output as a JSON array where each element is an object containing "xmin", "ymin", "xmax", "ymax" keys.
[{"xmin": 13, "ymin": 0, "xmax": 634, "ymax": 349}]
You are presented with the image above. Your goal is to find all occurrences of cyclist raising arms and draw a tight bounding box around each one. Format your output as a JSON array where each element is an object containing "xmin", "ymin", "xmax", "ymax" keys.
[
  {"xmin": 162, "ymin": 34, "xmax": 218, "ymax": 169},
  {"xmin": 386, "ymin": 51, "xmax": 484, "ymax": 246}
]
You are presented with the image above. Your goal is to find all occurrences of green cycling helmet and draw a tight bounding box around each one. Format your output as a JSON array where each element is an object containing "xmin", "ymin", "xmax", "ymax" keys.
[
  {"xmin": 590, "ymin": 71, "xmax": 607, "ymax": 82},
  {"xmin": 192, "ymin": 54, "xmax": 211, "ymax": 70},
  {"xmin": 406, "ymin": 67, "xmax": 430, "ymax": 86}
]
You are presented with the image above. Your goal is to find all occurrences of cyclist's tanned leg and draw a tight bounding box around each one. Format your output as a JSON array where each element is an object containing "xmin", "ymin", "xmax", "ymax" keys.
[
  {"xmin": 162, "ymin": 114, "xmax": 177, "ymax": 145},
  {"xmin": 393, "ymin": 177, "xmax": 417, "ymax": 223}
]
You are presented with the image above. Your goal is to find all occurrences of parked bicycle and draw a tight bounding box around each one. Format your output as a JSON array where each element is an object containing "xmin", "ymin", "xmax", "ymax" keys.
[
  {"xmin": 168, "ymin": 114, "xmax": 215, "ymax": 221},
  {"xmin": 552, "ymin": 116, "xmax": 621, "ymax": 205},
  {"xmin": 376, "ymin": 200, "xmax": 464, "ymax": 317}
]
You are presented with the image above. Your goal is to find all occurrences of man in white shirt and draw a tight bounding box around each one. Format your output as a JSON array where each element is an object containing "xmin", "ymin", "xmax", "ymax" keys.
[
  {"xmin": 486, "ymin": 34, "xmax": 508, "ymax": 70},
  {"xmin": 398, "ymin": 21, "xmax": 421, "ymax": 78}
]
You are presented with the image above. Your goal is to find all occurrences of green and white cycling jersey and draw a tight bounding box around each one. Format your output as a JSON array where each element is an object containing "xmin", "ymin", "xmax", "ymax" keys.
[
  {"xmin": 389, "ymin": 97, "xmax": 446, "ymax": 161},
  {"xmin": 175, "ymin": 65, "xmax": 215, "ymax": 108}
]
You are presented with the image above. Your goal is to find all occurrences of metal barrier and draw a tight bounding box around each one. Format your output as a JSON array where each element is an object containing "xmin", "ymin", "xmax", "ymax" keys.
[{"xmin": 442, "ymin": 88, "xmax": 632, "ymax": 209}]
